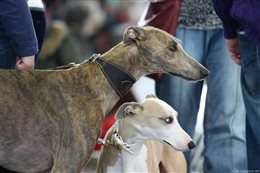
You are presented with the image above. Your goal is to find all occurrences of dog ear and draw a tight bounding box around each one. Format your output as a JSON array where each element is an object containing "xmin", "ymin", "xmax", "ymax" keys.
[
  {"xmin": 146, "ymin": 94, "xmax": 157, "ymax": 99},
  {"xmin": 115, "ymin": 102, "xmax": 134, "ymax": 120},
  {"xmin": 124, "ymin": 103, "xmax": 143, "ymax": 116},
  {"xmin": 123, "ymin": 26, "xmax": 147, "ymax": 45},
  {"xmin": 115, "ymin": 102, "xmax": 143, "ymax": 120}
]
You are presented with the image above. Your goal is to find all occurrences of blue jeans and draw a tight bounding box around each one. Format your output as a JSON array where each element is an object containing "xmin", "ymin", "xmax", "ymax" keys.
[
  {"xmin": 238, "ymin": 34, "xmax": 260, "ymax": 171},
  {"xmin": 0, "ymin": 36, "xmax": 16, "ymax": 69},
  {"xmin": 156, "ymin": 28, "xmax": 247, "ymax": 173}
]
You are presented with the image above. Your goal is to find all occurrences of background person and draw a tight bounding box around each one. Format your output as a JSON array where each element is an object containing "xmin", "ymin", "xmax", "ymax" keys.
[
  {"xmin": 36, "ymin": 0, "xmax": 81, "ymax": 69},
  {"xmin": 0, "ymin": 0, "xmax": 38, "ymax": 70},
  {"xmin": 140, "ymin": 0, "xmax": 247, "ymax": 172},
  {"xmin": 28, "ymin": 0, "xmax": 46, "ymax": 58},
  {"xmin": 212, "ymin": 0, "xmax": 260, "ymax": 170}
]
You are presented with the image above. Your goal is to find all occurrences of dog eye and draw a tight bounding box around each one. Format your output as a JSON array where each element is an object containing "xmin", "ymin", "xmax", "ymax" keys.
[
  {"xmin": 164, "ymin": 117, "xmax": 174, "ymax": 124},
  {"xmin": 169, "ymin": 42, "xmax": 177, "ymax": 51}
]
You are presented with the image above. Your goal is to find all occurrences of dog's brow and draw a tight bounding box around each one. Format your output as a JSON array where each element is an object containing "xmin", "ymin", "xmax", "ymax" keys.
[
  {"xmin": 169, "ymin": 35, "xmax": 181, "ymax": 43},
  {"xmin": 173, "ymin": 37, "xmax": 181, "ymax": 43}
]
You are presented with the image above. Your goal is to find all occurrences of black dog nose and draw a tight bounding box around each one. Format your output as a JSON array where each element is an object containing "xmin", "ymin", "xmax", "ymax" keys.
[
  {"xmin": 201, "ymin": 69, "xmax": 210, "ymax": 78},
  {"xmin": 188, "ymin": 141, "xmax": 196, "ymax": 150}
]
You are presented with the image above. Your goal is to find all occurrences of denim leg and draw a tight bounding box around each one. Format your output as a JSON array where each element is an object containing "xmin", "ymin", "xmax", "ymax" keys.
[
  {"xmin": 156, "ymin": 74, "xmax": 203, "ymax": 170},
  {"xmin": 203, "ymin": 30, "xmax": 247, "ymax": 173},
  {"xmin": 156, "ymin": 28, "xmax": 205, "ymax": 170},
  {"xmin": 156, "ymin": 28, "xmax": 247, "ymax": 173},
  {"xmin": 156, "ymin": 74, "xmax": 203, "ymax": 138},
  {"xmin": 0, "ymin": 37, "xmax": 16, "ymax": 69},
  {"xmin": 238, "ymin": 34, "xmax": 260, "ymax": 170}
]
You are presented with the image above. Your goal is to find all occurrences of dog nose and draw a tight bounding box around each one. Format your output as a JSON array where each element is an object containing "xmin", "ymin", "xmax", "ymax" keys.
[
  {"xmin": 188, "ymin": 141, "xmax": 196, "ymax": 150},
  {"xmin": 201, "ymin": 68, "xmax": 210, "ymax": 78}
]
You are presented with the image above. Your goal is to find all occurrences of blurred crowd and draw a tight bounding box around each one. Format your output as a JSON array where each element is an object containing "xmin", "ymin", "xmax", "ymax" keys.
[{"xmin": 35, "ymin": 0, "xmax": 147, "ymax": 69}]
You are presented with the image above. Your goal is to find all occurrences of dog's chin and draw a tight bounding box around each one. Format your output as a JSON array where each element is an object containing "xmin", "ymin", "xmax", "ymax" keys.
[
  {"xmin": 163, "ymin": 140, "xmax": 174, "ymax": 148},
  {"xmin": 162, "ymin": 140, "xmax": 189, "ymax": 152},
  {"xmin": 168, "ymin": 72, "xmax": 206, "ymax": 82}
]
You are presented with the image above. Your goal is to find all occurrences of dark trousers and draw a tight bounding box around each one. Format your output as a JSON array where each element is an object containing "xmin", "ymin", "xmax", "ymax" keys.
[
  {"xmin": 30, "ymin": 7, "xmax": 46, "ymax": 57},
  {"xmin": 0, "ymin": 36, "xmax": 16, "ymax": 69}
]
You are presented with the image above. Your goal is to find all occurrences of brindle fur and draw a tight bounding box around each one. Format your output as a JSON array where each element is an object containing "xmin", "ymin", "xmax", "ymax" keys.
[{"xmin": 0, "ymin": 26, "xmax": 208, "ymax": 173}]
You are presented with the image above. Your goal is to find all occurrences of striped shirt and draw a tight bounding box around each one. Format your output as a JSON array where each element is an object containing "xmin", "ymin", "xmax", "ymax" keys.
[{"xmin": 178, "ymin": 0, "xmax": 223, "ymax": 30}]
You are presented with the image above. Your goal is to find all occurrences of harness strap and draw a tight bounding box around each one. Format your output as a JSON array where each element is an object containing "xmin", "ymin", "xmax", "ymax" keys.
[{"xmin": 89, "ymin": 54, "xmax": 136, "ymax": 98}]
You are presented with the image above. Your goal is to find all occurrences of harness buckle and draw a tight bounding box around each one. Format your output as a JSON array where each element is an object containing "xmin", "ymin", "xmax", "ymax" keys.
[{"xmin": 89, "ymin": 53, "xmax": 101, "ymax": 62}]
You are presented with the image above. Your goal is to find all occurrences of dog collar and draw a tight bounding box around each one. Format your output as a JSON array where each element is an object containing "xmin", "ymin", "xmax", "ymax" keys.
[
  {"xmin": 98, "ymin": 121, "xmax": 134, "ymax": 154},
  {"xmin": 89, "ymin": 54, "xmax": 136, "ymax": 98},
  {"xmin": 97, "ymin": 131, "xmax": 134, "ymax": 154}
]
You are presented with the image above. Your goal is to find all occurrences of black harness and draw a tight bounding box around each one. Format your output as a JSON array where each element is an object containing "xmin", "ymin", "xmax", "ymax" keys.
[{"xmin": 89, "ymin": 54, "xmax": 136, "ymax": 98}]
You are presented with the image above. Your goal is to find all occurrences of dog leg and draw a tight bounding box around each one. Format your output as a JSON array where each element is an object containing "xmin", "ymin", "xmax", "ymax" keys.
[
  {"xmin": 160, "ymin": 145, "xmax": 187, "ymax": 173},
  {"xmin": 50, "ymin": 162, "xmax": 81, "ymax": 173},
  {"xmin": 50, "ymin": 149, "xmax": 87, "ymax": 173}
]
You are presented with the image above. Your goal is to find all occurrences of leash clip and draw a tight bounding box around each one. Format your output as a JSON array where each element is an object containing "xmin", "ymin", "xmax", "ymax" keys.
[
  {"xmin": 97, "ymin": 131, "xmax": 134, "ymax": 155},
  {"xmin": 111, "ymin": 131, "xmax": 134, "ymax": 154},
  {"xmin": 89, "ymin": 53, "xmax": 101, "ymax": 62}
]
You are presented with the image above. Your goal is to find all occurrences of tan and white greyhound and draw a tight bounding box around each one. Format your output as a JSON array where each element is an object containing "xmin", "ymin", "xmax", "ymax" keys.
[{"xmin": 97, "ymin": 94, "xmax": 195, "ymax": 173}]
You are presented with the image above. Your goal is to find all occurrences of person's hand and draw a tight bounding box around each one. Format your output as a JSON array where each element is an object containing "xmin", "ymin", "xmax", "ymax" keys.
[
  {"xmin": 226, "ymin": 38, "xmax": 241, "ymax": 65},
  {"xmin": 16, "ymin": 55, "xmax": 35, "ymax": 70}
]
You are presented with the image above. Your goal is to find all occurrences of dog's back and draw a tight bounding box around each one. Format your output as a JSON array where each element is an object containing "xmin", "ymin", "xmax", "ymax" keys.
[{"xmin": 0, "ymin": 67, "xmax": 103, "ymax": 172}]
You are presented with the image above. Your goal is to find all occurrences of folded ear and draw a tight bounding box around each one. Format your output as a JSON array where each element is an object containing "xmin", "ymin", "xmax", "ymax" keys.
[
  {"xmin": 146, "ymin": 94, "xmax": 157, "ymax": 99},
  {"xmin": 115, "ymin": 102, "xmax": 144, "ymax": 120},
  {"xmin": 123, "ymin": 26, "xmax": 147, "ymax": 45}
]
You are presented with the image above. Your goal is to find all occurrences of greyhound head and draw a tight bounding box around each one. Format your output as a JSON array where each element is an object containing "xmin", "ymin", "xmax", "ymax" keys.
[
  {"xmin": 123, "ymin": 26, "xmax": 209, "ymax": 81},
  {"xmin": 115, "ymin": 94, "xmax": 195, "ymax": 151}
]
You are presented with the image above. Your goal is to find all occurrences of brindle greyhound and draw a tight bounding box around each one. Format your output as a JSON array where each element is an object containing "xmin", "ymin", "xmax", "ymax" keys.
[{"xmin": 0, "ymin": 26, "xmax": 208, "ymax": 173}]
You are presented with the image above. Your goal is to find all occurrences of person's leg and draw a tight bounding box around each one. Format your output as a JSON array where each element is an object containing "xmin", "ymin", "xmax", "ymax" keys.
[
  {"xmin": 0, "ymin": 37, "xmax": 16, "ymax": 69},
  {"xmin": 203, "ymin": 29, "xmax": 247, "ymax": 173},
  {"xmin": 238, "ymin": 34, "xmax": 260, "ymax": 171},
  {"xmin": 156, "ymin": 28, "xmax": 205, "ymax": 170},
  {"xmin": 30, "ymin": 7, "xmax": 46, "ymax": 57}
]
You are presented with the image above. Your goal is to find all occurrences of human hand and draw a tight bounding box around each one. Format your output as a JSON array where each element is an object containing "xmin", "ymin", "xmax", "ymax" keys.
[
  {"xmin": 226, "ymin": 38, "xmax": 241, "ymax": 65},
  {"xmin": 16, "ymin": 55, "xmax": 35, "ymax": 70}
]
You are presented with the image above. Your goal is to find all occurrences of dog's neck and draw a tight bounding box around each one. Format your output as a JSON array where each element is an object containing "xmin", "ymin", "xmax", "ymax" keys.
[
  {"xmin": 106, "ymin": 119, "xmax": 147, "ymax": 155},
  {"xmin": 78, "ymin": 43, "xmax": 150, "ymax": 115},
  {"xmin": 89, "ymin": 54, "xmax": 136, "ymax": 98},
  {"xmin": 101, "ymin": 119, "xmax": 150, "ymax": 172},
  {"xmin": 100, "ymin": 42, "xmax": 148, "ymax": 79}
]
